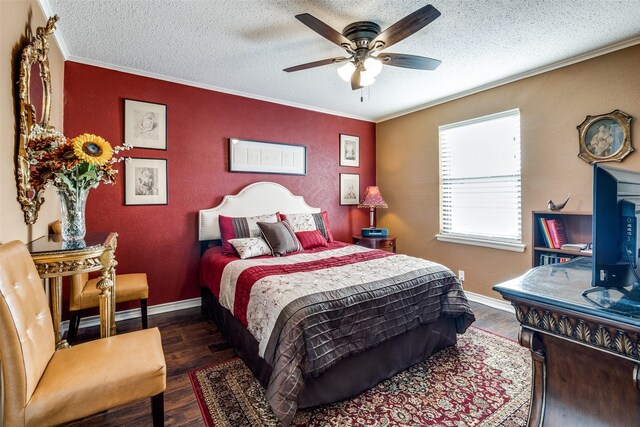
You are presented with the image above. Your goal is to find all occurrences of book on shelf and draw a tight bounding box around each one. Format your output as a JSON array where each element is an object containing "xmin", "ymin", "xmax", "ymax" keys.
[
  {"xmin": 560, "ymin": 243, "xmax": 589, "ymax": 251},
  {"xmin": 539, "ymin": 217, "xmax": 553, "ymax": 248},
  {"xmin": 539, "ymin": 253, "xmax": 573, "ymax": 265},
  {"xmin": 545, "ymin": 218, "xmax": 569, "ymax": 248}
]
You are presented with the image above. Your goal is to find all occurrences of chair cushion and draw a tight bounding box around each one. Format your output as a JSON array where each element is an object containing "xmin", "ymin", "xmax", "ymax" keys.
[
  {"xmin": 25, "ymin": 327, "xmax": 166, "ymax": 426},
  {"xmin": 70, "ymin": 273, "xmax": 149, "ymax": 311}
]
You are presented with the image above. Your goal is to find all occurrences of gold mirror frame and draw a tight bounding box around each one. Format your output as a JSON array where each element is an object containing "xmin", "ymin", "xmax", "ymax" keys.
[
  {"xmin": 577, "ymin": 109, "xmax": 633, "ymax": 165},
  {"xmin": 17, "ymin": 15, "xmax": 58, "ymax": 224}
]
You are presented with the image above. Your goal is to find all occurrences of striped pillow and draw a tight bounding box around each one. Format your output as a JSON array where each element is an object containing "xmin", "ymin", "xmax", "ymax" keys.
[
  {"xmin": 295, "ymin": 230, "xmax": 328, "ymax": 250},
  {"xmin": 219, "ymin": 213, "xmax": 278, "ymax": 255},
  {"xmin": 278, "ymin": 211, "xmax": 334, "ymax": 242}
]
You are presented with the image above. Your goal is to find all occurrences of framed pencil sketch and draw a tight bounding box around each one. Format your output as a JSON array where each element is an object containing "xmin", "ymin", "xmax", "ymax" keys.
[
  {"xmin": 229, "ymin": 138, "xmax": 306, "ymax": 175},
  {"xmin": 124, "ymin": 99, "xmax": 167, "ymax": 150},
  {"xmin": 340, "ymin": 173, "xmax": 360, "ymax": 205},
  {"xmin": 124, "ymin": 158, "xmax": 168, "ymax": 205},
  {"xmin": 339, "ymin": 134, "xmax": 360, "ymax": 167},
  {"xmin": 577, "ymin": 109, "xmax": 633, "ymax": 164}
]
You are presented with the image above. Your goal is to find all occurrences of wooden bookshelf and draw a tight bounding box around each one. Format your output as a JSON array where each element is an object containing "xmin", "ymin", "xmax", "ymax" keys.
[{"xmin": 532, "ymin": 211, "xmax": 592, "ymax": 267}]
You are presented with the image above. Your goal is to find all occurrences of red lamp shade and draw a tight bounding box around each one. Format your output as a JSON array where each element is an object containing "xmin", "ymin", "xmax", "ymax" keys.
[
  {"xmin": 358, "ymin": 186, "xmax": 387, "ymax": 229},
  {"xmin": 358, "ymin": 186, "xmax": 388, "ymax": 209}
]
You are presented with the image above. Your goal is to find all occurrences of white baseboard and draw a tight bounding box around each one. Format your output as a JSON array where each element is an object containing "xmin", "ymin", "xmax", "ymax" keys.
[
  {"xmin": 465, "ymin": 291, "xmax": 514, "ymax": 314},
  {"xmin": 61, "ymin": 297, "xmax": 202, "ymax": 334},
  {"xmin": 61, "ymin": 292, "xmax": 512, "ymax": 333}
]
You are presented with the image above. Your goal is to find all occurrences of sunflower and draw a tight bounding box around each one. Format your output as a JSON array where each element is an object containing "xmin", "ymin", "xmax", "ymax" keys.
[
  {"xmin": 53, "ymin": 142, "xmax": 80, "ymax": 170},
  {"xmin": 72, "ymin": 134, "xmax": 113, "ymax": 165}
]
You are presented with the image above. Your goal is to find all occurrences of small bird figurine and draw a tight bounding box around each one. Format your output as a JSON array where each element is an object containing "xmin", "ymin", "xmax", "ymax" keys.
[{"xmin": 548, "ymin": 194, "xmax": 570, "ymax": 211}]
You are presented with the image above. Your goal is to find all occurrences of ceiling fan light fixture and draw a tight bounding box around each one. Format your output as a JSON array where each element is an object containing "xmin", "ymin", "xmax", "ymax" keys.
[
  {"xmin": 337, "ymin": 62, "xmax": 356, "ymax": 82},
  {"xmin": 359, "ymin": 70, "xmax": 376, "ymax": 87},
  {"xmin": 363, "ymin": 57, "xmax": 382, "ymax": 77}
]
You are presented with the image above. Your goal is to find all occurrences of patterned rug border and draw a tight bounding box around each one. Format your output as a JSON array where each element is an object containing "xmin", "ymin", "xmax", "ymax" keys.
[
  {"xmin": 189, "ymin": 326, "xmax": 529, "ymax": 427},
  {"xmin": 188, "ymin": 358, "xmax": 242, "ymax": 427}
]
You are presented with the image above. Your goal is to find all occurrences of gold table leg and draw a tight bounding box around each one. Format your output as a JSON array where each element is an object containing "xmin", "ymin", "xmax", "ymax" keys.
[
  {"xmin": 97, "ymin": 246, "xmax": 116, "ymax": 338},
  {"xmin": 110, "ymin": 271, "xmax": 117, "ymax": 336},
  {"xmin": 51, "ymin": 277, "xmax": 69, "ymax": 349},
  {"xmin": 96, "ymin": 274, "xmax": 112, "ymax": 338}
]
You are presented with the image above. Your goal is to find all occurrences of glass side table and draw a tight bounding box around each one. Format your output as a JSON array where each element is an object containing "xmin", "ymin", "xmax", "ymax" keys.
[{"xmin": 27, "ymin": 232, "xmax": 118, "ymax": 349}]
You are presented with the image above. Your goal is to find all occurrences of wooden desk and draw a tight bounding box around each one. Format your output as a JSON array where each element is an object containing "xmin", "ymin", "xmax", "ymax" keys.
[
  {"xmin": 494, "ymin": 257, "xmax": 640, "ymax": 427},
  {"xmin": 27, "ymin": 232, "xmax": 118, "ymax": 349}
]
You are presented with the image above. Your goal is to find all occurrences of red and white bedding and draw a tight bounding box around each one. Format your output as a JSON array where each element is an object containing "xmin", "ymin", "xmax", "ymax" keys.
[{"xmin": 200, "ymin": 242, "xmax": 475, "ymax": 425}]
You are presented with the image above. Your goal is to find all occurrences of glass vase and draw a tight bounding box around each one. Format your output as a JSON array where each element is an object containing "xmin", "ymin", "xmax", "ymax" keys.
[{"xmin": 57, "ymin": 187, "xmax": 89, "ymax": 241}]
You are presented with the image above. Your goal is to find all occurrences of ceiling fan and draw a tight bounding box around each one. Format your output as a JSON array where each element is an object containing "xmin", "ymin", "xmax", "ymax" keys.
[{"xmin": 284, "ymin": 4, "xmax": 442, "ymax": 90}]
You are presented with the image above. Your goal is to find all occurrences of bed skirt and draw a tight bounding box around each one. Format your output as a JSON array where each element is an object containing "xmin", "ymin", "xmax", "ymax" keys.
[{"xmin": 200, "ymin": 286, "xmax": 458, "ymax": 408}]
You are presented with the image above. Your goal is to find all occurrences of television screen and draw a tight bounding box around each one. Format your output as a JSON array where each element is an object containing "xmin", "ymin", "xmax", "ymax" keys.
[{"xmin": 592, "ymin": 163, "xmax": 640, "ymax": 291}]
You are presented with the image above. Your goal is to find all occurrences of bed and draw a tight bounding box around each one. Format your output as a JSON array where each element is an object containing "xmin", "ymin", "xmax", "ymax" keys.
[{"xmin": 198, "ymin": 182, "xmax": 475, "ymax": 425}]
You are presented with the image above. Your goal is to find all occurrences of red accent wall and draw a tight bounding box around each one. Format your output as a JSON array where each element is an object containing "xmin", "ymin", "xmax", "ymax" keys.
[{"xmin": 64, "ymin": 62, "xmax": 376, "ymax": 306}]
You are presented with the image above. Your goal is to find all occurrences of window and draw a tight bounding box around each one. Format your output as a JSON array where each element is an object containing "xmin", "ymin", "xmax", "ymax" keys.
[{"xmin": 437, "ymin": 109, "xmax": 524, "ymax": 252}]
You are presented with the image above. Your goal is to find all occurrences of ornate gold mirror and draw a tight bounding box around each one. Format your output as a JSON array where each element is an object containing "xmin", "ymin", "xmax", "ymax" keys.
[{"xmin": 17, "ymin": 15, "xmax": 58, "ymax": 224}]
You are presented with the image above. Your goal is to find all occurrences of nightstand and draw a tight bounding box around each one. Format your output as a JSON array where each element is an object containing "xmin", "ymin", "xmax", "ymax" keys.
[{"xmin": 352, "ymin": 234, "xmax": 396, "ymax": 253}]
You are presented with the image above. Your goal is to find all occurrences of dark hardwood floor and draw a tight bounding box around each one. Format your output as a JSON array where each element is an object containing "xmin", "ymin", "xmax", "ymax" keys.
[{"xmin": 65, "ymin": 300, "xmax": 519, "ymax": 426}]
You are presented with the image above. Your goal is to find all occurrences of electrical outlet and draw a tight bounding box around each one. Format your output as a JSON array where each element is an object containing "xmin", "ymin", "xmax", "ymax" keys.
[{"xmin": 458, "ymin": 270, "xmax": 465, "ymax": 283}]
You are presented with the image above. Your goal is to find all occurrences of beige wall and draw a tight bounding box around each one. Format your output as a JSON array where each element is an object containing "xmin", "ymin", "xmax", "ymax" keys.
[
  {"xmin": 1, "ymin": 0, "xmax": 63, "ymax": 244},
  {"xmin": 377, "ymin": 44, "xmax": 640, "ymax": 299}
]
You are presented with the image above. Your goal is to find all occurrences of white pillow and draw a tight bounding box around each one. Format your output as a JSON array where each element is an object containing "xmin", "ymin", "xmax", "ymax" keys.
[{"xmin": 227, "ymin": 237, "xmax": 272, "ymax": 259}]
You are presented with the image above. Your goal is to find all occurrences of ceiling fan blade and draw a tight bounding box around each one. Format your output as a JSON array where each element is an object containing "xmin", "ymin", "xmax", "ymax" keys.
[
  {"xmin": 380, "ymin": 53, "xmax": 441, "ymax": 70},
  {"xmin": 369, "ymin": 4, "xmax": 441, "ymax": 50},
  {"xmin": 296, "ymin": 13, "xmax": 353, "ymax": 49},
  {"xmin": 283, "ymin": 57, "xmax": 347, "ymax": 72}
]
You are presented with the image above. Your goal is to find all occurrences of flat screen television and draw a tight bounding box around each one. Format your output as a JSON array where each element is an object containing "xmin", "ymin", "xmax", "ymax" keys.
[{"xmin": 590, "ymin": 163, "xmax": 640, "ymax": 296}]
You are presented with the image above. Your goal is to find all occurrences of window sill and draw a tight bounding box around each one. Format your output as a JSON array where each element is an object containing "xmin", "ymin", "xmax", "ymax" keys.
[{"xmin": 435, "ymin": 234, "xmax": 526, "ymax": 253}]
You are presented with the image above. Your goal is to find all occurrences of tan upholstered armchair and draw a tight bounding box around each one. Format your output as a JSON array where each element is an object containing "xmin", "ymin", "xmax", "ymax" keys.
[{"xmin": 0, "ymin": 241, "xmax": 167, "ymax": 426}]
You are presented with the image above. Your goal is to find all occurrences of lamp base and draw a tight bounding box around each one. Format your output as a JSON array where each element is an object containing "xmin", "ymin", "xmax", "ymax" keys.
[{"xmin": 361, "ymin": 228, "xmax": 388, "ymax": 237}]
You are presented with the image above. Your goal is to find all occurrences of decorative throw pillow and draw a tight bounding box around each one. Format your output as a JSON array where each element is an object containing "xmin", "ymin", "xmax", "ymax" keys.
[
  {"xmin": 277, "ymin": 211, "xmax": 334, "ymax": 242},
  {"xmin": 295, "ymin": 230, "xmax": 328, "ymax": 250},
  {"xmin": 219, "ymin": 213, "xmax": 278, "ymax": 255},
  {"xmin": 227, "ymin": 237, "xmax": 272, "ymax": 259},
  {"xmin": 257, "ymin": 220, "xmax": 302, "ymax": 256}
]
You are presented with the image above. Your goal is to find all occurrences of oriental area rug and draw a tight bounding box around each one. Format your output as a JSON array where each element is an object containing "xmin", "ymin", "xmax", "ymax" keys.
[{"xmin": 189, "ymin": 327, "xmax": 530, "ymax": 426}]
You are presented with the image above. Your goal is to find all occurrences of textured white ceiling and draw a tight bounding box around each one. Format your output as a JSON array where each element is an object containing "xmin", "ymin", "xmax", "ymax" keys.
[{"xmin": 44, "ymin": 0, "xmax": 640, "ymax": 122}]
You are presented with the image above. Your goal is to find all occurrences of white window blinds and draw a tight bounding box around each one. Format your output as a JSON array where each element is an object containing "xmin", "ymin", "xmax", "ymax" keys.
[{"xmin": 439, "ymin": 109, "xmax": 522, "ymax": 246}]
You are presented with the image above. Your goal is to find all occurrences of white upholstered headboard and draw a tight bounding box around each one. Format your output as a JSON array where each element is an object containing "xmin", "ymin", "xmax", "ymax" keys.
[{"xmin": 198, "ymin": 182, "xmax": 320, "ymax": 241}]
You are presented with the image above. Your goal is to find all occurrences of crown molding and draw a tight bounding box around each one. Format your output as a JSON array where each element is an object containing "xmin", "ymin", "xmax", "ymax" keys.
[
  {"xmin": 37, "ymin": 0, "xmax": 70, "ymax": 60},
  {"xmin": 377, "ymin": 35, "xmax": 640, "ymax": 123},
  {"xmin": 64, "ymin": 55, "xmax": 373, "ymax": 122}
]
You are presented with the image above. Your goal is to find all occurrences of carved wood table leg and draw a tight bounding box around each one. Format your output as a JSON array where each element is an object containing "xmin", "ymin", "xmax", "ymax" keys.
[
  {"xmin": 110, "ymin": 263, "xmax": 117, "ymax": 336},
  {"xmin": 97, "ymin": 246, "xmax": 116, "ymax": 338},
  {"xmin": 519, "ymin": 328, "xmax": 545, "ymax": 427},
  {"xmin": 96, "ymin": 273, "xmax": 112, "ymax": 339},
  {"xmin": 50, "ymin": 277, "xmax": 69, "ymax": 349}
]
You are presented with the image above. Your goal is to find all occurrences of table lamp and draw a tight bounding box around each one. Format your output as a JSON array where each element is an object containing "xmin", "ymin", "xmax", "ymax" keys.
[{"xmin": 358, "ymin": 186, "xmax": 388, "ymax": 237}]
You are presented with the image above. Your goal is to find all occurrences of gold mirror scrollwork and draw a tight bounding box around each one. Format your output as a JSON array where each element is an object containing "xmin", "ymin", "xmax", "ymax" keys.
[{"xmin": 17, "ymin": 15, "xmax": 59, "ymax": 224}]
